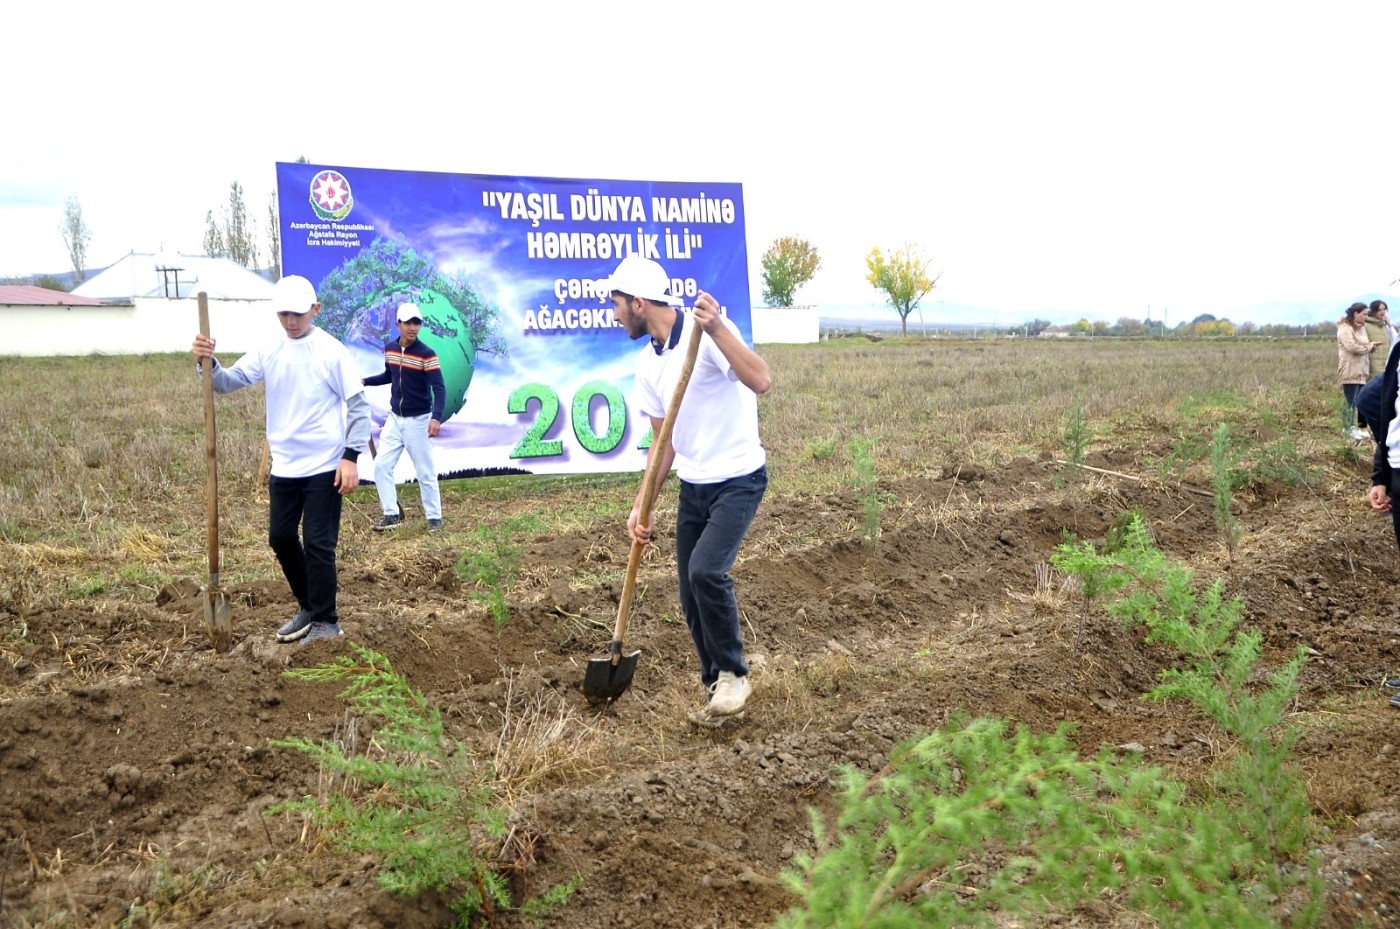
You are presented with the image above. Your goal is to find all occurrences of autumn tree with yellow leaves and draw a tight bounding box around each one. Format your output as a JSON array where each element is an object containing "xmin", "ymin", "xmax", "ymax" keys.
[
  {"xmin": 761, "ymin": 236, "xmax": 821, "ymax": 307},
  {"xmin": 865, "ymin": 243, "xmax": 940, "ymax": 336}
]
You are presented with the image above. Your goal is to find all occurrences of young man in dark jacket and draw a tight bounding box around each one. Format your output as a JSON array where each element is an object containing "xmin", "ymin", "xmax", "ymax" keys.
[
  {"xmin": 1366, "ymin": 352, "xmax": 1400, "ymax": 706},
  {"xmin": 363, "ymin": 303, "xmax": 448, "ymax": 532}
]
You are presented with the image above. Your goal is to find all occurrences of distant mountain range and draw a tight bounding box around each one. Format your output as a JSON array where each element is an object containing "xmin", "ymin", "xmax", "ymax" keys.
[{"xmin": 0, "ymin": 268, "xmax": 98, "ymax": 289}]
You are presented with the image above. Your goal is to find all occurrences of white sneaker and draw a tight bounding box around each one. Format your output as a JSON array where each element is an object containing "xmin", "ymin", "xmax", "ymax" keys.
[
  {"xmin": 688, "ymin": 705, "xmax": 739, "ymax": 728},
  {"xmin": 1350, "ymin": 427, "xmax": 1371, "ymax": 441},
  {"xmin": 706, "ymin": 671, "xmax": 752, "ymax": 717}
]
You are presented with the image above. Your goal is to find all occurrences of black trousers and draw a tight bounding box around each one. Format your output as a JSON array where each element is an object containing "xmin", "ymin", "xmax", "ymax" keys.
[
  {"xmin": 1388, "ymin": 468, "xmax": 1400, "ymax": 555},
  {"xmin": 1345, "ymin": 383, "xmax": 1367, "ymax": 429},
  {"xmin": 268, "ymin": 470, "xmax": 343, "ymax": 623}
]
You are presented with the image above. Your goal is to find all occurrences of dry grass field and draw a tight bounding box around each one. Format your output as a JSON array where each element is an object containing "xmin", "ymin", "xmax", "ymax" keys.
[{"xmin": 3, "ymin": 336, "xmax": 1400, "ymax": 928}]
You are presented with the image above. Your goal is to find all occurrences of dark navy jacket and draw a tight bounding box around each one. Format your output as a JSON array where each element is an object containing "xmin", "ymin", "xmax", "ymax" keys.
[{"xmin": 363, "ymin": 338, "xmax": 447, "ymax": 421}]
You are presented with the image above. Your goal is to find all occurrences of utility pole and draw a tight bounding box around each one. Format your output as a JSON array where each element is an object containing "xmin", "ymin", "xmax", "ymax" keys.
[{"xmin": 155, "ymin": 253, "xmax": 184, "ymax": 298}]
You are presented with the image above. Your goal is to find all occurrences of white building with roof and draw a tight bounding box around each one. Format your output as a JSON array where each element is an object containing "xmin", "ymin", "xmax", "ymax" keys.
[
  {"xmin": 73, "ymin": 251, "xmax": 274, "ymax": 301},
  {"xmin": 2, "ymin": 253, "xmax": 283, "ymax": 356}
]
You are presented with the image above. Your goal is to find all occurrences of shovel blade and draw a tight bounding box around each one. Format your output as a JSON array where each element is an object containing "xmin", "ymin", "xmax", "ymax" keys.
[
  {"xmin": 203, "ymin": 588, "xmax": 233, "ymax": 653},
  {"xmin": 583, "ymin": 649, "xmax": 640, "ymax": 705}
]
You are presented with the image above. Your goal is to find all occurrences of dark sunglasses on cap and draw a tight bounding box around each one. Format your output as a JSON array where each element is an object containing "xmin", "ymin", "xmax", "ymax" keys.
[{"xmin": 401, "ymin": 317, "xmax": 423, "ymax": 325}]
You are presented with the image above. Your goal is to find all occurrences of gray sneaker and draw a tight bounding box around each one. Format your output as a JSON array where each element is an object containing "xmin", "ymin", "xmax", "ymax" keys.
[
  {"xmin": 427, "ymin": 518, "xmax": 443, "ymax": 533},
  {"xmin": 302, "ymin": 622, "xmax": 344, "ymax": 644},
  {"xmin": 373, "ymin": 513, "xmax": 403, "ymax": 531},
  {"xmin": 275, "ymin": 608, "xmax": 314, "ymax": 643}
]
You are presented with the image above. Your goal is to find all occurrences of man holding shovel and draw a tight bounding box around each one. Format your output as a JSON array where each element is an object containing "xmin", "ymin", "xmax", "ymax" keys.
[
  {"xmin": 190, "ymin": 274, "xmax": 369, "ymax": 645},
  {"xmin": 607, "ymin": 255, "xmax": 772, "ymax": 727}
]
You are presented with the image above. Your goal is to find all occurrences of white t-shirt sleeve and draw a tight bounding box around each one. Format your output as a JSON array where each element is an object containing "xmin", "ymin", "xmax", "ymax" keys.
[
  {"xmin": 330, "ymin": 344, "xmax": 365, "ymax": 401},
  {"xmin": 701, "ymin": 316, "xmax": 745, "ymax": 382},
  {"xmin": 218, "ymin": 347, "xmax": 265, "ymax": 390}
]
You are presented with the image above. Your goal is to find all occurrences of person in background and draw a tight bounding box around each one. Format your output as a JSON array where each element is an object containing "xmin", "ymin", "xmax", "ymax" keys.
[
  {"xmin": 363, "ymin": 303, "xmax": 447, "ymax": 533},
  {"xmin": 1365, "ymin": 360, "xmax": 1400, "ymax": 707},
  {"xmin": 191, "ymin": 275, "xmax": 368, "ymax": 644},
  {"xmin": 606, "ymin": 254, "xmax": 772, "ymax": 728},
  {"xmin": 1369, "ymin": 300, "xmax": 1397, "ymax": 362},
  {"xmin": 1338, "ymin": 301, "xmax": 1376, "ymax": 441}
]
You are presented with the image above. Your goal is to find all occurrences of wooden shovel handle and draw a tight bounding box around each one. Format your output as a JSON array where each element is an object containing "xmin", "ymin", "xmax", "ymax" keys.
[
  {"xmin": 610, "ymin": 316, "xmax": 705, "ymax": 651},
  {"xmin": 637, "ymin": 319, "xmax": 703, "ymax": 528},
  {"xmin": 197, "ymin": 293, "xmax": 220, "ymax": 582},
  {"xmin": 610, "ymin": 539, "xmax": 647, "ymax": 658}
]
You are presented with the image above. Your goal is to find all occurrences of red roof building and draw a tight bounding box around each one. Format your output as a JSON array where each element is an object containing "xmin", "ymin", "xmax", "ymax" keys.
[{"xmin": 0, "ymin": 285, "xmax": 110, "ymax": 306}]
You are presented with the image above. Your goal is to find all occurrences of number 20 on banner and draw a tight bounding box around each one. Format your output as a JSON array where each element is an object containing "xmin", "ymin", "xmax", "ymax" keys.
[{"xmin": 508, "ymin": 381, "xmax": 650, "ymax": 459}]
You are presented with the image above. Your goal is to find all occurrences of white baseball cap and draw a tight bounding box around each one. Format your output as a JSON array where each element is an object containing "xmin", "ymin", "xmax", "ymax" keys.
[
  {"xmin": 604, "ymin": 255, "xmax": 682, "ymax": 306},
  {"xmin": 269, "ymin": 275, "xmax": 318, "ymax": 314},
  {"xmin": 397, "ymin": 303, "xmax": 423, "ymax": 323}
]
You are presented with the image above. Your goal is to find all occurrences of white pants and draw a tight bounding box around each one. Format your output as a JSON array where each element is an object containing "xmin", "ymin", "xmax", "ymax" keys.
[{"xmin": 374, "ymin": 413, "xmax": 441, "ymax": 520}]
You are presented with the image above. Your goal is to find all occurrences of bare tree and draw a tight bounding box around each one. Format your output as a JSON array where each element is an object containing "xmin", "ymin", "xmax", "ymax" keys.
[
  {"xmin": 59, "ymin": 196, "xmax": 92, "ymax": 284},
  {"xmin": 203, "ymin": 182, "xmax": 258, "ymax": 268},
  {"xmin": 224, "ymin": 181, "xmax": 256, "ymax": 268},
  {"xmin": 203, "ymin": 209, "xmax": 225, "ymax": 258},
  {"xmin": 267, "ymin": 192, "xmax": 282, "ymax": 281}
]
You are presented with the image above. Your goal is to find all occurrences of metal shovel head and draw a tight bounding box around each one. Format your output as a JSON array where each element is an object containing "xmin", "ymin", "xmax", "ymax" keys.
[
  {"xmin": 203, "ymin": 587, "xmax": 233, "ymax": 653},
  {"xmin": 583, "ymin": 647, "xmax": 641, "ymax": 705}
]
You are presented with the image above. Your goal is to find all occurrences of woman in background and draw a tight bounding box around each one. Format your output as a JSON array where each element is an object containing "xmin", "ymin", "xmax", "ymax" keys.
[
  {"xmin": 1339, "ymin": 301, "xmax": 1376, "ymax": 441},
  {"xmin": 1368, "ymin": 300, "xmax": 1397, "ymax": 361}
]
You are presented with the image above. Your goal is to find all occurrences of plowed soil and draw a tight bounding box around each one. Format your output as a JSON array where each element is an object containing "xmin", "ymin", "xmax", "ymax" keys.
[{"xmin": 4, "ymin": 445, "xmax": 1400, "ymax": 928}]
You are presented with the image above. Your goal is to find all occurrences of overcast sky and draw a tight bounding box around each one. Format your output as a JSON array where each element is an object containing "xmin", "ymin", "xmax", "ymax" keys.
[{"xmin": 5, "ymin": 1, "xmax": 1398, "ymax": 323}]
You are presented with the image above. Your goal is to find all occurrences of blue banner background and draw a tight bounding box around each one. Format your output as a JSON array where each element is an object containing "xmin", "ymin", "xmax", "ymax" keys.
[{"xmin": 275, "ymin": 163, "xmax": 749, "ymax": 480}]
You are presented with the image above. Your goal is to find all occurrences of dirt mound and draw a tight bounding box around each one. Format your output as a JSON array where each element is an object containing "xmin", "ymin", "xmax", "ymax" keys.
[{"xmin": 5, "ymin": 459, "xmax": 1400, "ymax": 927}]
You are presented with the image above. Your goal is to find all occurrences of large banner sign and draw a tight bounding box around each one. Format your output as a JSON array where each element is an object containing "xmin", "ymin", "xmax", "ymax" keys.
[{"xmin": 275, "ymin": 162, "xmax": 749, "ymax": 481}]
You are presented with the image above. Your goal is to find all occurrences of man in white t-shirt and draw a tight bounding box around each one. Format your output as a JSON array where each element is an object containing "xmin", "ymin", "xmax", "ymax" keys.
[
  {"xmin": 191, "ymin": 275, "xmax": 369, "ymax": 645},
  {"xmin": 607, "ymin": 255, "xmax": 772, "ymax": 727}
]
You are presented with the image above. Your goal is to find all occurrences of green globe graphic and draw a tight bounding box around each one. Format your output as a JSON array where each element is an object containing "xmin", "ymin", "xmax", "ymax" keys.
[{"xmin": 314, "ymin": 238, "xmax": 500, "ymax": 425}]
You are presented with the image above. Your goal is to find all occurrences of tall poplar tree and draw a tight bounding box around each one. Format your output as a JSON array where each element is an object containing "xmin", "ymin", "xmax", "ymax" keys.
[
  {"xmin": 203, "ymin": 181, "xmax": 258, "ymax": 268},
  {"xmin": 59, "ymin": 196, "xmax": 92, "ymax": 284}
]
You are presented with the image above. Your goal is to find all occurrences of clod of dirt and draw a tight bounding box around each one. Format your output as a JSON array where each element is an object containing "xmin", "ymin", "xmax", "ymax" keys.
[
  {"xmin": 104, "ymin": 763, "xmax": 160, "ymax": 807},
  {"xmin": 156, "ymin": 579, "xmax": 202, "ymax": 607},
  {"xmin": 942, "ymin": 462, "xmax": 987, "ymax": 483}
]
